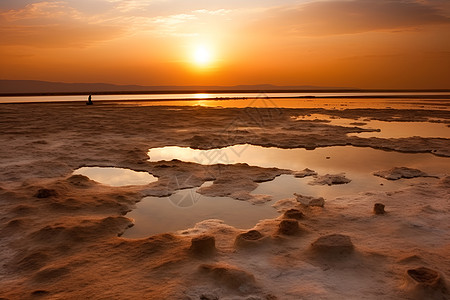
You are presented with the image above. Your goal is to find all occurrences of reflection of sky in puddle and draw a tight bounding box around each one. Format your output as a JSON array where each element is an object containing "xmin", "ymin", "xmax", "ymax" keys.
[
  {"xmin": 294, "ymin": 114, "xmax": 450, "ymax": 138},
  {"xmin": 123, "ymin": 182, "xmax": 278, "ymax": 238},
  {"xmin": 350, "ymin": 120, "xmax": 450, "ymax": 139},
  {"xmin": 252, "ymin": 174, "xmax": 438, "ymax": 202},
  {"xmin": 124, "ymin": 173, "xmax": 441, "ymax": 238},
  {"xmin": 148, "ymin": 145, "xmax": 448, "ymax": 176},
  {"xmin": 118, "ymin": 97, "xmax": 449, "ymax": 111},
  {"xmin": 73, "ymin": 167, "xmax": 157, "ymax": 186},
  {"xmin": 121, "ymin": 144, "xmax": 450, "ymax": 237}
]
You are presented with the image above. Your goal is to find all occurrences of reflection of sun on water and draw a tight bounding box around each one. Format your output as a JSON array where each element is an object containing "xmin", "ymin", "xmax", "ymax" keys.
[
  {"xmin": 193, "ymin": 101, "xmax": 207, "ymax": 107},
  {"xmin": 193, "ymin": 94, "xmax": 212, "ymax": 106},
  {"xmin": 194, "ymin": 93, "xmax": 211, "ymax": 99}
]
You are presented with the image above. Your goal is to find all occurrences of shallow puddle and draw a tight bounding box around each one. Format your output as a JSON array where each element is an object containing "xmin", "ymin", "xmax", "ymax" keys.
[
  {"xmin": 251, "ymin": 174, "xmax": 438, "ymax": 201},
  {"xmin": 148, "ymin": 145, "xmax": 448, "ymax": 176},
  {"xmin": 119, "ymin": 97, "xmax": 450, "ymax": 110},
  {"xmin": 123, "ymin": 171, "xmax": 441, "ymax": 238},
  {"xmin": 73, "ymin": 167, "xmax": 157, "ymax": 186},
  {"xmin": 293, "ymin": 114, "xmax": 450, "ymax": 139},
  {"xmin": 118, "ymin": 144, "xmax": 450, "ymax": 237},
  {"xmin": 123, "ymin": 182, "xmax": 278, "ymax": 238},
  {"xmin": 349, "ymin": 120, "xmax": 450, "ymax": 139}
]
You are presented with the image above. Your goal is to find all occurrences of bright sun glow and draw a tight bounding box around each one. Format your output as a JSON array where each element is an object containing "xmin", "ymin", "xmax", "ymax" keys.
[{"xmin": 193, "ymin": 45, "xmax": 212, "ymax": 66}]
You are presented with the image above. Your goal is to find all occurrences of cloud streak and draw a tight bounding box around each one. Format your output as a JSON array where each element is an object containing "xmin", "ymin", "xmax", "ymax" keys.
[
  {"xmin": 257, "ymin": 0, "xmax": 450, "ymax": 36},
  {"xmin": 0, "ymin": 1, "xmax": 237, "ymax": 47},
  {"xmin": 0, "ymin": 24, "xmax": 124, "ymax": 48},
  {"xmin": 0, "ymin": 1, "xmax": 126, "ymax": 47}
]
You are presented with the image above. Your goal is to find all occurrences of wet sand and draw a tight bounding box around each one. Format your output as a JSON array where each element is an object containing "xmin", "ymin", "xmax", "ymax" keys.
[{"xmin": 0, "ymin": 100, "xmax": 449, "ymax": 299}]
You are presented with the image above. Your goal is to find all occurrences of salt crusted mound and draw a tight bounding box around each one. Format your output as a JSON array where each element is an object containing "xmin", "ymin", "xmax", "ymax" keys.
[
  {"xmin": 294, "ymin": 193, "xmax": 325, "ymax": 207},
  {"xmin": 234, "ymin": 230, "xmax": 266, "ymax": 248},
  {"xmin": 294, "ymin": 168, "xmax": 317, "ymax": 178},
  {"xmin": 190, "ymin": 235, "xmax": 216, "ymax": 255},
  {"xmin": 195, "ymin": 165, "xmax": 286, "ymax": 202},
  {"xmin": 373, "ymin": 167, "xmax": 432, "ymax": 180},
  {"xmin": 403, "ymin": 267, "xmax": 448, "ymax": 299},
  {"xmin": 373, "ymin": 203, "xmax": 386, "ymax": 215},
  {"xmin": 309, "ymin": 173, "xmax": 351, "ymax": 185},
  {"xmin": 277, "ymin": 219, "xmax": 301, "ymax": 236},
  {"xmin": 310, "ymin": 234, "xmax": 354, "ymax": 255},
  {"xmin": 282, "ymin": 208, "xmax": 304, "ymax": 219},
  {"xmin": 198, "ymin": 263, "xmax": 257, "ymax": 292}
]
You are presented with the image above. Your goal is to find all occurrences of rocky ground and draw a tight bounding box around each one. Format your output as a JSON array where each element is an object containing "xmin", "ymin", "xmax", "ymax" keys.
[{"xmin": 0, "ymin": 101, "xmax": 449, "ymax": 299}]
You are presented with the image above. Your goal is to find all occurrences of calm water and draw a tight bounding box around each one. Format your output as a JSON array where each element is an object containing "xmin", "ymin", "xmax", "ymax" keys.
[
  {"xmin": 123, "ymin": 183, "xmax": 280, "ymax": 238},
  {"xmin": 292, "ymin": 114, "xmax": 450, "ymax": 139},
  {"xmin": 116, "ymin": 145, "xmax": 449, "ymax": 237},
  {"xmin": 73, "ymin": 167, "xmax": 157, "ymax": 186},
  {"xmin": 1, "ymin": 92, "xmax": 449, "ymax": 110},
  {"xmin": 1, "ymin": 92, "xmax": 448, "ymax": 103},
  {"xmin": 147, "ymin": 145, "xmax": 448, "ymax": 175},
  {"xmin": 71, "ymin": 144, "xmax": 449, "ymax": 237}
]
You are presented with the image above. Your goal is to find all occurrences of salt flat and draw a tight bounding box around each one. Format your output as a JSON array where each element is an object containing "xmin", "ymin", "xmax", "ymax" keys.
[{"xmin": 0, "ymin": 99, "xmax": 449, "ymax": 299}]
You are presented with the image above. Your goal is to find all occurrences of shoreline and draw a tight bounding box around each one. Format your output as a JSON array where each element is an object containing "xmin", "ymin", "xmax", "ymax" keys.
[
  {"xmin": 1, "ymin": 95, "xmax": 450, "ymax": 106},
  {"xmin": 1, "ymin": 90, "xmax": 450, "ymax": 98}
]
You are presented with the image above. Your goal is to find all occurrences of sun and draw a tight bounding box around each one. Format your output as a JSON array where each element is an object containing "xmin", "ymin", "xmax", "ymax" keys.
[{"xmin": 193, "ymin": 45, "xmax": 212, "ymax": 66}]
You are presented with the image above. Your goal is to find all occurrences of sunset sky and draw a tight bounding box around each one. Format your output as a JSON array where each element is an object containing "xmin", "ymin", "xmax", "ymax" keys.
[{"xmin": 0, "ymin": 0, "xmax": 449, "ymax": 88}]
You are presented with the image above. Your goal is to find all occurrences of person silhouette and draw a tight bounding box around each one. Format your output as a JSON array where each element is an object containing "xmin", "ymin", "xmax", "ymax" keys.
[{"xmin": 86, "ymin": 94, "xmax": 93, "ymax": 105}]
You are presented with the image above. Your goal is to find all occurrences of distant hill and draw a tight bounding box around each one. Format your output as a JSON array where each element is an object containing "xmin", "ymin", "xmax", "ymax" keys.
[
  {"xmin": 2, "ymin": 80, "xmax": 446, "ymax": 95},
  {"xmin": 0, "ymin": 80, "xmax": 349, "ymax": 95}
]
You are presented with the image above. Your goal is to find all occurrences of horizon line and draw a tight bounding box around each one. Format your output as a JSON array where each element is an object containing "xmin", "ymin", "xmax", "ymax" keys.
[{"xmin": 1, "ymin": 89, "xmax": 450, "ymax": 98}]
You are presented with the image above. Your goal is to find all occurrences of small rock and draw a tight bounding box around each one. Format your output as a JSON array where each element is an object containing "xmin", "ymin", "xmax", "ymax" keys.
[
  {"xmin": 34, "ymin": 189, "xmax": 58, "ymax": 198},
  {"xmin": 199, "ymin": 263, "xmax": 256, "ymax": 291},
  {"xmin": 200, "ymin": 293, "xmax": 219, "ymax": 300},
  {"xmin": 67, "ymin": 175, "xmax": 93, "ymax": 187},
  {"xmin": 235, "ymin": 230, "xmax": 264, "ymax": 248},
  {"xmin": 294, "ymin": 168, "xmax": 317, "ymax": 178},
  {"xmin": 373, "ymin": 203, "xmax": 385, "ymax": 215},
  {"xmin": 294, "ymin": 193, "xmax": 325, "ymax": 207},
  {"xmin": 283, "ymin": 209, "xmax": 304, "ymax": 220},
  {"xmin": 404, "ymin": 267, "xmax": 449, "ymax": 298},
  {"xmin": 374, "ymin": 167, "xmax": 430, "ymax": 180},
  {"xmin": 248, "ymin": 194, "xmax": 273, "ymax": 205},
  {"xmin": 31, "ymin": 290, "xmax": 50, "ymax": 296},
  {"xmin": 190, "ymin": 235, "xmax": 216, "ymax": 255},
  {"xmin": 406, "ymin": 267, "xmax": 444, "ymax": 288},
  {"xmin": 309, "ymin": 174, "xmax": 351, "ymax": 186},
  {"xmin": 277, "ymin": 219, "xmax": 299, "ymax": 235},
  {"xmin": 311, "ymin": 234, "xmax": 354, "ymax": 254}
]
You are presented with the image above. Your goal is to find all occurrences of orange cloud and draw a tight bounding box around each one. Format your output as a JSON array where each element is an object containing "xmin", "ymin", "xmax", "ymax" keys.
[
  {"xmin": 0, "ymin": 24, "xmax": 125, "ymax": 48},
  {"xmin": 0, "ymin": 1, "xmax": 126, "ymax": 48},
  {"xmin": 255, "ymin": 0, "xmax": 450, "ymax": 36},
  {"xmin": 0, "ymin": 2, "xmax": 236, "ymax": 47}
]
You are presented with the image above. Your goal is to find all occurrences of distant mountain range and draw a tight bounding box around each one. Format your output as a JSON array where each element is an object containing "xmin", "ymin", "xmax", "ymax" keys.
[
  {"xmin": 1, "ymin": 80, "xmax": 448, "ymax": 95},
  {"xmin": 0, "ymin": 80, "xmax": 350, "ymax": 95}
]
